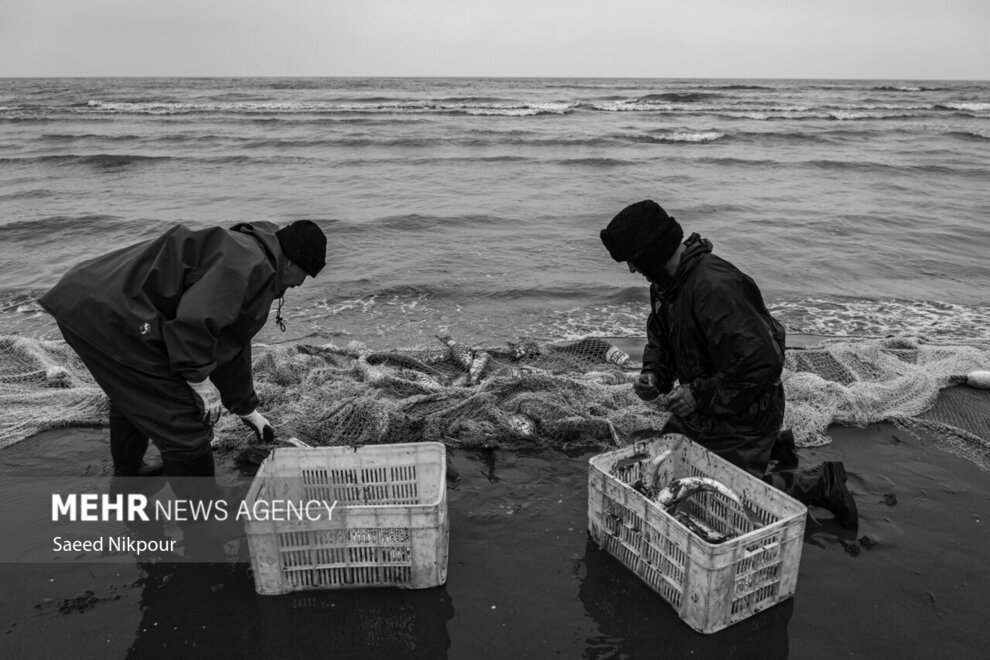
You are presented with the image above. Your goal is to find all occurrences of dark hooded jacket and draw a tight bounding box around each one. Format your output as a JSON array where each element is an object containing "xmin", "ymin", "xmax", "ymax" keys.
[
  {"xmin": 39, "ymin": 222, "xmax": 290, "ymax": 414},
  {"xmin": 643, "ymin": 233, "xmax": 786, "ymax": 435}
]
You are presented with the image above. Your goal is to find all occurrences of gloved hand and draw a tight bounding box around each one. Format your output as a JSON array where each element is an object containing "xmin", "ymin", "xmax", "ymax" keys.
[
  {"xmin": 239, "ymin": 409, "xmax": 276, "ymax": 444},
  {"xmin": 633, "ymin": 371, "xmax": 661, "ymax": 401},
  {"xmin": 187, "ymin": 379, "xmax": 224, "ymax": 426},
  {"xmin": 665, "ymin": 384, "xmax": 698, "ymax": 417}
]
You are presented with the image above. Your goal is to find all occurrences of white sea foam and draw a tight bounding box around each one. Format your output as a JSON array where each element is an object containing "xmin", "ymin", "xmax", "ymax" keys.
[{"xmin": 652, "ymin": 131, "xmax": 725, "ymax": 143}]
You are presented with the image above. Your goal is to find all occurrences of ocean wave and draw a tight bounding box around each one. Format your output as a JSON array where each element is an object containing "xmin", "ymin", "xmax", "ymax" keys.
[
  {"xmin": 708, "ymin": 84, "xmax": 773, "ymax": 90},
  {"xmin": 635, "ymin": 92, "xmax": 723, "ymax": 103},
  {"xmin": 528, "ymin": 296, "xmax": 990, "ymax": 345},
  {"xmin": 9, "ymin": 96, "xmax": 985, "ymax": 121},
  {"xmin": 557, "ymin": 157, "xmax": 635, "ymax": 167},
  {"xmin": 825, "ymin": 110, "xmax": 918, "ymax": 120},
  {"xmin": 0, "ymin": 215, "xmax": 159, "ymax": 243},
  {"xmin": 871, "ymin": 85, "xmax": 938, "ymax": 92},
  {"xmin": 803, "ymin": 159, "xmax": 989, "ymax": 179},
  {"xmin": 637, "ymin": 131, "xmax": 726, "ymax": 143},
  {"xmin": 935, "ymin": 102, "xmax": 990, "ymax": 115},
  {"xmin": 77, "ymin": 99, "xmax": 576, "ymax": 117},
  {"xmin": 947, "ymin": 130, "xmax": 990, "ymax": 142},
  {"xmin": 0, "ymin": 188, "xmax": 55, "ymax": 202},
  {"xmin": 39, "ymin": 132, "xmax": 143, "ymax": 142},
  {"xmin": 770, "ymin": 297, "xmax": 990, "ymax": 343},
  {"xmin": 9, "ymin": 153, "xmax": 173, "ymax": 168},
  {"xmin": 365, "ymin": 213, "xmax": 515, "ymax": 232}
]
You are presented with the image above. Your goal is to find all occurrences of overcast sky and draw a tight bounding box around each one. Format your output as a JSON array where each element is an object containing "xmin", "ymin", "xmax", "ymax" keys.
[{"xmin": 2, "ymin": 0, "xmax": 987, "ymax": 79}]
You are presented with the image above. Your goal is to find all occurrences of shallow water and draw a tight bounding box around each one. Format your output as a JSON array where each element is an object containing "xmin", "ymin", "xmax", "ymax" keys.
[{"xmin": 1, "ymin": 423, "xmax": 988, "ymax": 659}]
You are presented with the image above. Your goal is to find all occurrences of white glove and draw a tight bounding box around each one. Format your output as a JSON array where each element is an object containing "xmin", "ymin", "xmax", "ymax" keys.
[
  {"xmin": 187, "ymin": 379, "xmax": 224, "ymax": 426},
  {"xmin": 239, "ymin": 409, "xmax": 276, "ymax": 443}
]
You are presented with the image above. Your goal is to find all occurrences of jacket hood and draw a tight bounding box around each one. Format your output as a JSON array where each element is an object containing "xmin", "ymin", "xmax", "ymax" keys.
[
  {"xmin": 659, "ymin": 232, "xmax": 713, "ymax": 298},
  {"xmin": 231, "ymin": 221, "xmax": 292, "ymax": 295}
]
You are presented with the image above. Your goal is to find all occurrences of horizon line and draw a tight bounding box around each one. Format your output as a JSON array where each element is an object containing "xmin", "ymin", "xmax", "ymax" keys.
[{"xmin": 2, "ymin": 74, "xmax": 989, "ymax": 82}]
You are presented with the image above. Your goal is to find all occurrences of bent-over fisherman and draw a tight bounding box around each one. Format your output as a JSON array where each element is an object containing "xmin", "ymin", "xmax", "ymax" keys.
[{"xmin": 40, "ymin": 220, "xmax": 327, "ymax": 480}]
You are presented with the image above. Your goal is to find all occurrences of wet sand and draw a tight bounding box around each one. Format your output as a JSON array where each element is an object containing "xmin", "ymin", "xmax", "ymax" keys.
[{"xmin": 1, "ymin": 414, "xmax": 988, "ymax": 659}]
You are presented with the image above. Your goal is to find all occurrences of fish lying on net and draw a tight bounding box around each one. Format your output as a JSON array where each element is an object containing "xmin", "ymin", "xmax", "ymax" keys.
[{"xmin": 211, "ymin": 334, "xmax": 654, "ymax": 454}]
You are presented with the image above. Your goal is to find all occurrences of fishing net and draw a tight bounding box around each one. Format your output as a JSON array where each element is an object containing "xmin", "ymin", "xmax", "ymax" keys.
[
  {"xmin": 1, "ymin": 333, "xmax": 988, "ymax": 471},
  {"xmin": 783, "ymin": 336, "xmax": 990, "ymax": 470}
]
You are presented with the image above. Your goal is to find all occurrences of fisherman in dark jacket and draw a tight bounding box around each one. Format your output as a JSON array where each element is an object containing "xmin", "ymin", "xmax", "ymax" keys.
[
  {"xmin": 601, "ymin": 200, "xmax": 857, "ymax": 527},
  {"xmin": 39, "ymin": 220, "xmax": 327, "ymax": 479}
]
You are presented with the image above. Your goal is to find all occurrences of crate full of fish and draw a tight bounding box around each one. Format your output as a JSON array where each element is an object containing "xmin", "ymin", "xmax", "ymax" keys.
[
  {"xmin": 587, "ymin": 434, "xmax": 807, "ymax": 634},
  {"xmin": 244, "ymin": 442, "xmax": 448, "ymax": 596}
]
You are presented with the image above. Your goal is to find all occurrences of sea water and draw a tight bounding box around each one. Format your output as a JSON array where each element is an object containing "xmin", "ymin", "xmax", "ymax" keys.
[{"xmin": 1, "ymin": 77, "xmax": 988, "ymax": 349}]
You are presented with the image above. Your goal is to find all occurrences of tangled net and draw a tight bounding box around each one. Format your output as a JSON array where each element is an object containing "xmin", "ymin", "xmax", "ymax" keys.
[
  {"xmin": 1, "ymin": 333, "xmax": 988, "ymax": 471},
  {"xmin": 783, "ymin": 336, "xmax": 990, "ymax": 470}
]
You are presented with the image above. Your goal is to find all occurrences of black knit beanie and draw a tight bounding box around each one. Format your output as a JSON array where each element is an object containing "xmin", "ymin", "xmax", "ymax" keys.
[
  {"xmin": 600, "ymin": 200, "xmax": 683, "ymax": 267},
  {"xmin": 276, "ymin": 220, "xmax": 327, "ymax": 277}
]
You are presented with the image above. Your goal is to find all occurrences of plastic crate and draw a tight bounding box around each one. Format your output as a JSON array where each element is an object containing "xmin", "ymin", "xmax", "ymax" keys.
[
  {"xmin": 587, "ymin": 434, "xmax": 807, "ymax": 634},
  {"xmin": 244, "ymin": 442, "xmax": 448, "ymax": 595}
]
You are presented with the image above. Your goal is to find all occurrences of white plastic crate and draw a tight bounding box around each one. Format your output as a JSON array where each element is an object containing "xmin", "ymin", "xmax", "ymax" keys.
[
  {"xmin": 588, "ymin": 434, "xmax": 807, "ymax": 634},
  {"xmin": 244, "ymin": 442, "xmax": 448, "ymax": 595}
]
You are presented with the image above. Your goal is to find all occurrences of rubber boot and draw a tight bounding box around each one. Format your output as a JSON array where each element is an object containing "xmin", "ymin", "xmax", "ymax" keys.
[
  {"xmin": 766, "ymin": 461, "xmax": 858, "ymax": 528},
  {"xmin": 161, "ymin": 450, "xmax": 218, "ymax": 505},
  {"xmin": 162, "ymin": 451, "xmax": 216, "ymax": 478},
  {"xmin": 110, "ymin": 410, "xmax": 164, "ymax": 477},
  {"xmin": 162, "ymin": 450, "xmax": 232, "ymax": 560},
  {"xmin": 767, "ymin": 429, "xmax": 799, "ymax": 473},
  {"xmin": 815, "ymin": 462, "xmax": 858, "ymax": 529}
]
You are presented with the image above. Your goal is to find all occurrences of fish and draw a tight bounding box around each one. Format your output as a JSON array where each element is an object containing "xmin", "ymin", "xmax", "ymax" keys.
[
  {"xmin": 436, "ymin": 333, "xmax": 473, "ymax": 371},
  {"xmin": 353, "ymin": 355, "xmax": 385, "ymax": 384},
  {"xmin": 468, "ymin": 350, "xmax": 490, "ymax": 385},
  {"xmin": 507, "ymin": 413, "xmax": 536, "ymax": 438},
  {"xmin": 646, "ymin": 436, "xmax": 686, "ymax": 492},
  {"xmin": 672, "ymin": 510, "xmax": 732, "ymax": 544},
  {"xmin": 506, "ymin": 339, "xmax": 541, "ymax": 361},
  {"xmin": 656, "ymin": 476, "xmax": 760, "ymax": 526},
  {"xmin": 646, "ymin": 449, "xmax": 674, "ymax": 493}
]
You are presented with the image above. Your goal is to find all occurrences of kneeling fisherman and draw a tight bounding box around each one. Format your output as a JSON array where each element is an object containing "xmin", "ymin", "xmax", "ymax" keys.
[{"xmin": 600, "ymin": 200, "xmax": 857, "ymax": 527}]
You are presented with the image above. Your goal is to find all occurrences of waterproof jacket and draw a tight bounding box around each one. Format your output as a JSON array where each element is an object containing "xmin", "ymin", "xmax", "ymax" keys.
[
  {"xmin": 39, "ymin": 222, "xmax": 289, "ymax": 414},
  {"xmin": 643, "ymin": 233, "xmax": 786, "ymax": 433}
]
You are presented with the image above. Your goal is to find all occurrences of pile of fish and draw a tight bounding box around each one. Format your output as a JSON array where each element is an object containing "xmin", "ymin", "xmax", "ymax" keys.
[
  {"xmin": 629, "ymin": 447, "xmax": 761, "ymax": 544},
  {"xmin": 434, "ymin": 333, "xmax": 629, "ymax": 388}
]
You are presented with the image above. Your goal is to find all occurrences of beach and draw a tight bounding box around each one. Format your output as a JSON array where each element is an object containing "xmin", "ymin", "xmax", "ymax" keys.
[
  {"xmin": 1, "ymin": 408, "xmax": 988, "ymax": 659},
  {"xmin": 1, "ymin": 76, "xmax": 989, "ymax": 658}
]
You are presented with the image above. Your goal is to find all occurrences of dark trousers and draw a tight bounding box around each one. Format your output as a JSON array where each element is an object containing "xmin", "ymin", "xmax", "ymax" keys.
[
  {"xmin": 661, "ymin": 414, "xmax": 824, "ymax": 505},
  {"xmin": 660, "ymin": 414, "xmax": 776, "ymax": 478},
  {"xmin": 57, "ymin": 323, "xmax": 215, "ymax": 470}
]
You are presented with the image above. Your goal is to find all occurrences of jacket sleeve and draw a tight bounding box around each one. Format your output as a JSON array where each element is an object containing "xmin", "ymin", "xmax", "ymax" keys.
[
  {"xmin": 211, "ymin": 345, "xmax": 259, "ymax": 416},
  {"xmin": 161, "ymin": 264, "xmax": 255, "ymax": 382},
  {"xmin": 688, "ymin": 278, "xmax": 784, "ymax": 417},
  {"xmin": 641, "ymin": 285, "xmax": 676, "ymax": 394}
]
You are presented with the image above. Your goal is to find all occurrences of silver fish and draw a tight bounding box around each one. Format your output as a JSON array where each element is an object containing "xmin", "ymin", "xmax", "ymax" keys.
[
  {"xmin": 468, "ymin": 350, "xmax": 490, "ymax": 385},
  {"xmin": 436, "ymin": 333, "xmax": 473, "ymax": 371},
  {"xmin": 657, "ymin": 476, "xmax": 760, "ymax": 527},
  {"xmin": 507, "ymin": 413, "xmax": 536, "ymax": 438},
  {"xmin": 657, "ymin": 476, "xmax": 744, "ymax": 509}
]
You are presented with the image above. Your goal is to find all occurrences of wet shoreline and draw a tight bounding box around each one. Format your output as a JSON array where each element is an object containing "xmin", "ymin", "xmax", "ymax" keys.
[{"xmin": 1, "ymin": 417, "xmax": 988, "ymax": 658}]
